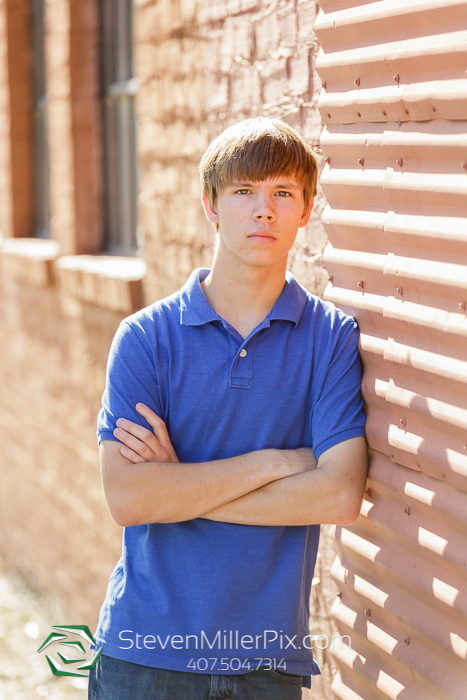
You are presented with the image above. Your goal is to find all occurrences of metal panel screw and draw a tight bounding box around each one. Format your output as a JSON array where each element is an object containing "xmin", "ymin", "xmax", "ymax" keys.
[
  {"xmin": 322, "ymin": 81, "xmax": 327, "ymax": 90},
  {"xmin": 396, "ymin": 286, "xmax": 403, "ymax": 295},
  {"xmin": 459, "ymin": 301, "xmax": 466, "ymax": 311},
  {"xmin": 327, "ymin": 113, "xmax": 331, "ymax": 118},
  {"xmin": 325, "ymin": 157, "xmax": 331, "ymax": 165},
  {"xmin": 357, "ymin": 112, "xmax": 362, "ymax": 117},
  {"xmin": 393, "ymin": 74, "xmax": 400, "ymax": 83},
  {"xmin": 358, "ymin": 158, "xmax": 364, "ymax": 166},
  {"xmin": 396, "ymin": 158, "xmax": 403, "ymax": 167},
  {"xmin": 405, "ymin": 109, "xmax": 409, "ymax": 115},
  {"xmin": 354, "ymin": 77, "xmax": 360, "ymax": 86},
  {"xmin": 404, "ymin": 506, "xmax": 411, "ymax": 515},
  {"xmin": 404, "ymin": 637, "xmax": 411, "ymax": 645},
  {"xmin": 399, "ymin": 417, "xmax": 406, "ymax": 427},
  {"xmin": 365, "ymin": 487, "xmax": 372, "ymax": 497},
  {"xmin": 357, "ymin": 280, "xmax": 364, "ymax": 289},
  {"xmin": 462, "ymin": 162, "xmax": 467, "ymax": 171},
  {"xmin": 364, "ymin": 609, "xmax": 371, "ymax": 617},
  {"xmin": 382, "ymin": 110, "xmax": 387, "ymax": 116}
]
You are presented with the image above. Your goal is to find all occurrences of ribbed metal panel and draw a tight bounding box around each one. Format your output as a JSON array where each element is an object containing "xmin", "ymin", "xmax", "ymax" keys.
[{"xmin": 314, "ymin": 2, "xmax": 467, "ymax": 698}]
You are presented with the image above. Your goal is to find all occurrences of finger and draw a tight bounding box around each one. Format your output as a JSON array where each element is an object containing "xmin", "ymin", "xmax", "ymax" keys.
[
  {"xmin": 114, "ymin": 427, "xmax": 170, "ymax": 462},
  {"xmin": 116, "ymin": 417, "xmax": 159, "ymax": 445},
  {"xmin": 115, "ymin": 418, "xmax": 170, "ymax": 460},
  {"xmin": 135, "ymin": 404, "xmax": 179, "ymax": 461},
  {"xmin": 119, "ymin": 444, "xmax": 150, "ymax": 464},
  {"xmin": 117, "ymin": 406, "xmax": 179, "ymax": 463}
]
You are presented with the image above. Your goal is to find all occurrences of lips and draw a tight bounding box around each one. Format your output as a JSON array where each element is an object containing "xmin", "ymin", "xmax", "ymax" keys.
[{"xmin": 248, "ymin": 230, "xmax": 276, "ymax": 240}]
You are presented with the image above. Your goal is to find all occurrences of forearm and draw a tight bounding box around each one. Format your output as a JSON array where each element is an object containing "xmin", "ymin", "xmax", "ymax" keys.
[
  {"xmin": 201, "ymin": 438, "xmax": 368, "ymax": 527},
  {"xmin": 200, "ymin": 470, "xmax": 352, "ymax": 526},
  {"xmin": 100, "ymin": 442, "xmax": 313, "ymax": 526}
]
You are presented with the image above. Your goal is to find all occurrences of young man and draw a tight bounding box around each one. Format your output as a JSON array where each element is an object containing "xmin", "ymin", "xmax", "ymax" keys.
[{"xmin": 90, "ymin": 118, "xmax": 367, "ymax": 700}]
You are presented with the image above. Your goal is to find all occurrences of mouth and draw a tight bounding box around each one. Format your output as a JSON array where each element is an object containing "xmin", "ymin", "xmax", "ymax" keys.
[{"xmin": 247, "ymin": 230, "xmax": 277, "ymax": 242}]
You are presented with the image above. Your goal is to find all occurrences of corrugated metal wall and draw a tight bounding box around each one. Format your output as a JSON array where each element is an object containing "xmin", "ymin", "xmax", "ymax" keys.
[{"xmin": 314, "ymin": 1, "xmax": 467, "ymax": 698}]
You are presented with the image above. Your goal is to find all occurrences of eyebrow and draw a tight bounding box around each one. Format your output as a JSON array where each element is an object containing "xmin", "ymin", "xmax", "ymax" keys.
[{"xmin": 230, "ymin": 180, "xmax": 301, "ymax": 190}]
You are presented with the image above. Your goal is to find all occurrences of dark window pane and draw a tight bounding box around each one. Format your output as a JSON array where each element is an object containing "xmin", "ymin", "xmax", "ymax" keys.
[
  {"xmin": 101, "ymin": 0, "xmax": 140, "ymax": 254},
  {"xmin": 31, "ymin": 0, "xmax": 50, "ymax": 238}
]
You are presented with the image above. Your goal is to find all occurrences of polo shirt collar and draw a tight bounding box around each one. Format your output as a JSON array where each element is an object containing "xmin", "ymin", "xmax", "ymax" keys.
[
  {"xmin": 269, "ymin": 270, "xmax": 307, "ymax": 327},
  {"xmin": 179, "ymin": 268, "xmax": 307, "ymax": 327},
  {"xmin": 179, "ymin": 269, "xmax": 219, "ymax": 326}
]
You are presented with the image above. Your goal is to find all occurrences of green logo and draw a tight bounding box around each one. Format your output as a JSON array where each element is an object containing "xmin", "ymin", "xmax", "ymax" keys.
[{"xmin": 37, "ymin": 625, "xmax": 102, "ymax": 677}]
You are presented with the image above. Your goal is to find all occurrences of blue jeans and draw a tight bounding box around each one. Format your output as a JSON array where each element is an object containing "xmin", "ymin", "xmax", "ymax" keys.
[{"xmin": 88, "ymin": 654, "xmax": 307, "ymax": 700}]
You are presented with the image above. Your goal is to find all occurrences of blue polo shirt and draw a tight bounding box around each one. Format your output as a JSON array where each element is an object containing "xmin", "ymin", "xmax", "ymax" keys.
[{"xmin": 95, "ymin": 268, "xmax": 366, "ymax": 679}]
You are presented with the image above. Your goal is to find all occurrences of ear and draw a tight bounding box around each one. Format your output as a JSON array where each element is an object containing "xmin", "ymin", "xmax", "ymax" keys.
[
  {"xmin": 299, "ymin": 197, "xmax": 314, "ymax": 228},
  {"xmin": 202, "ymin": 193, "xmax": 219, "ymax": 224}
]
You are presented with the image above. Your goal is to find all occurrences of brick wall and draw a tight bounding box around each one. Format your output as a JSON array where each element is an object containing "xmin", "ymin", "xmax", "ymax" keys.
[
  {"xmin": 0, "ymin": 0, "xmax": 33, "ymax": 238},
  {"xmin": 0, "ymin": 240, "xmax": 146, "ymax": 628},
  {"xmin": 45, "ymin": 0, "xmax": 103, "ymax": 254},
  {"xmin": 0, "ymin": 0, "xmax": 109, "ymax": 627}
]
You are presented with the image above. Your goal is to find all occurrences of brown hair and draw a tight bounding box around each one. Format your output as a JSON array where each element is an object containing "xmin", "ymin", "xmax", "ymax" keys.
[{"xmin": 199, "ymin": 117, "xmax": 321, "ymax": 209}]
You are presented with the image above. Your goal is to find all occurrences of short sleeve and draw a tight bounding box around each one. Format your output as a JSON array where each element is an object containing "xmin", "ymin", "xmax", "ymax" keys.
[
  {"xmin": 311, "ymin": 317, "xmax": 366, "ymax": 460},
  {"xmin": 97, "ymin": 320, "xmax": 163, "ymax": 444}
]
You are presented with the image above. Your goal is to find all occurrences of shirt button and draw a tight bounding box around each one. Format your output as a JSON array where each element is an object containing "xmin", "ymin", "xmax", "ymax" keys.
[{"xmin": 239, "ymin": 348, "xmax": 247, "ymax": 357}]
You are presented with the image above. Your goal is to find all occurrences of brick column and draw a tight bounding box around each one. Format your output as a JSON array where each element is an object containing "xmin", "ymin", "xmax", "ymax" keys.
[
  {"xmin": 0, "ymin": 0, "xmax": 33, "ymax": 238},
  {"xmin": 45, "ymin": 0, "xmax": 103, "ymax": 254}
]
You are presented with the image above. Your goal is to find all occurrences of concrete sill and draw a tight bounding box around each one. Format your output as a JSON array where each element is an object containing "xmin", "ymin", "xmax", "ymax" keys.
[
  {"xmin": 55, "ymin": 255, "xmax": 147, "ymax": 314},
  {"xmin": 0, "ymin": 238, "xmax": 60, "ymax": 287}
]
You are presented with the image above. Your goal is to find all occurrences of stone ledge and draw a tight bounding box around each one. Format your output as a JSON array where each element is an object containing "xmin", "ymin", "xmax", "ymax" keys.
[
  {"xmin": 55, "ymin": 255, "xmax": 147, "ymax": 314},
  {"xmin": 0, "ymin": 238, "xmax": 60, "ymax": 288}
]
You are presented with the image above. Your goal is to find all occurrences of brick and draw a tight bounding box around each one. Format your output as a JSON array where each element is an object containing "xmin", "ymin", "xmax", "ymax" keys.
[
  {"xmin": 241, "ymin": 0, "xmax": 261, "ymax": 11},
  {"xmin": 297, "ymin": 0, "xmax": 317, "ymax": 46},
  {"xmin": 206, "ymin": 74, "xmax": 229, "ymax": 111},
  {"xmin": 230, "ymin": 65, "xmax": 262, "ymax": 112},
  {"xmin": 278, "ymin": 7, "xmax": 297, "ymax": 49},
  {"xmin": 180, "ymin": 0, "xmax": 199, "ymax": 25},
  {"xmin": 288, "ymin": 48, "xmax": 311, "ymax": 97},
  {"xmin": 218, "ymin": 16, "xmax": 236, "ymax": 72},
  {"xmin": 254, "ymin": 10, "xmax": 279, "ymax": 60},
  {"xmin": 302, "ymin": 102, "xmax": 323, "ymax": 142},
  {"xmin": 261, "ymin": 56, "xmax": 289, "ymax": 106},
  {"xmin": 231, "ymin": 16, "xmax": 255, "ymax": 63}
]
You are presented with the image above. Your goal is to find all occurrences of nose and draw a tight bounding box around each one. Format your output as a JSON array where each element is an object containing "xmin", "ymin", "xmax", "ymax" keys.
[{"xmin": 253, "ymin": 192, "xmax": 276, "ymax": 222}]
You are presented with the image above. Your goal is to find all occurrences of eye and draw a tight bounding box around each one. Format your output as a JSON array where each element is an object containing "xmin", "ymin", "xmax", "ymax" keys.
[
  {"xmin": 235, "ymin": 188, "xmax": 252, "ymax": 195},
  {"xmin": 276, "ymin": 190, "xmax": 292, "ymax": 197}
]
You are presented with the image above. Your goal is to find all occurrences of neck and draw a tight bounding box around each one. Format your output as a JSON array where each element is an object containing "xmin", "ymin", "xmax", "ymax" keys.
[{"xmin": 201, "ymin": 254, "xmax": 287, "ymax": 339}]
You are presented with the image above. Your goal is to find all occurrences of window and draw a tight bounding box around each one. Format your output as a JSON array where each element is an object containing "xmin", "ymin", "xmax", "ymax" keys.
[
  {"xmin": 31, "ymin": 0, "xmax": 50, "ymax": 238},
  {"xmin": 100, "ymin": 0, "xmax": 140, "ymax": 254}
]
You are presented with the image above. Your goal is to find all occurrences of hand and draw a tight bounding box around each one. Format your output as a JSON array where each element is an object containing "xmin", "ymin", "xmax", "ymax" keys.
[{"xmin": 113, "ymin": 403, "xmax": 179, "ymax": 464}]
